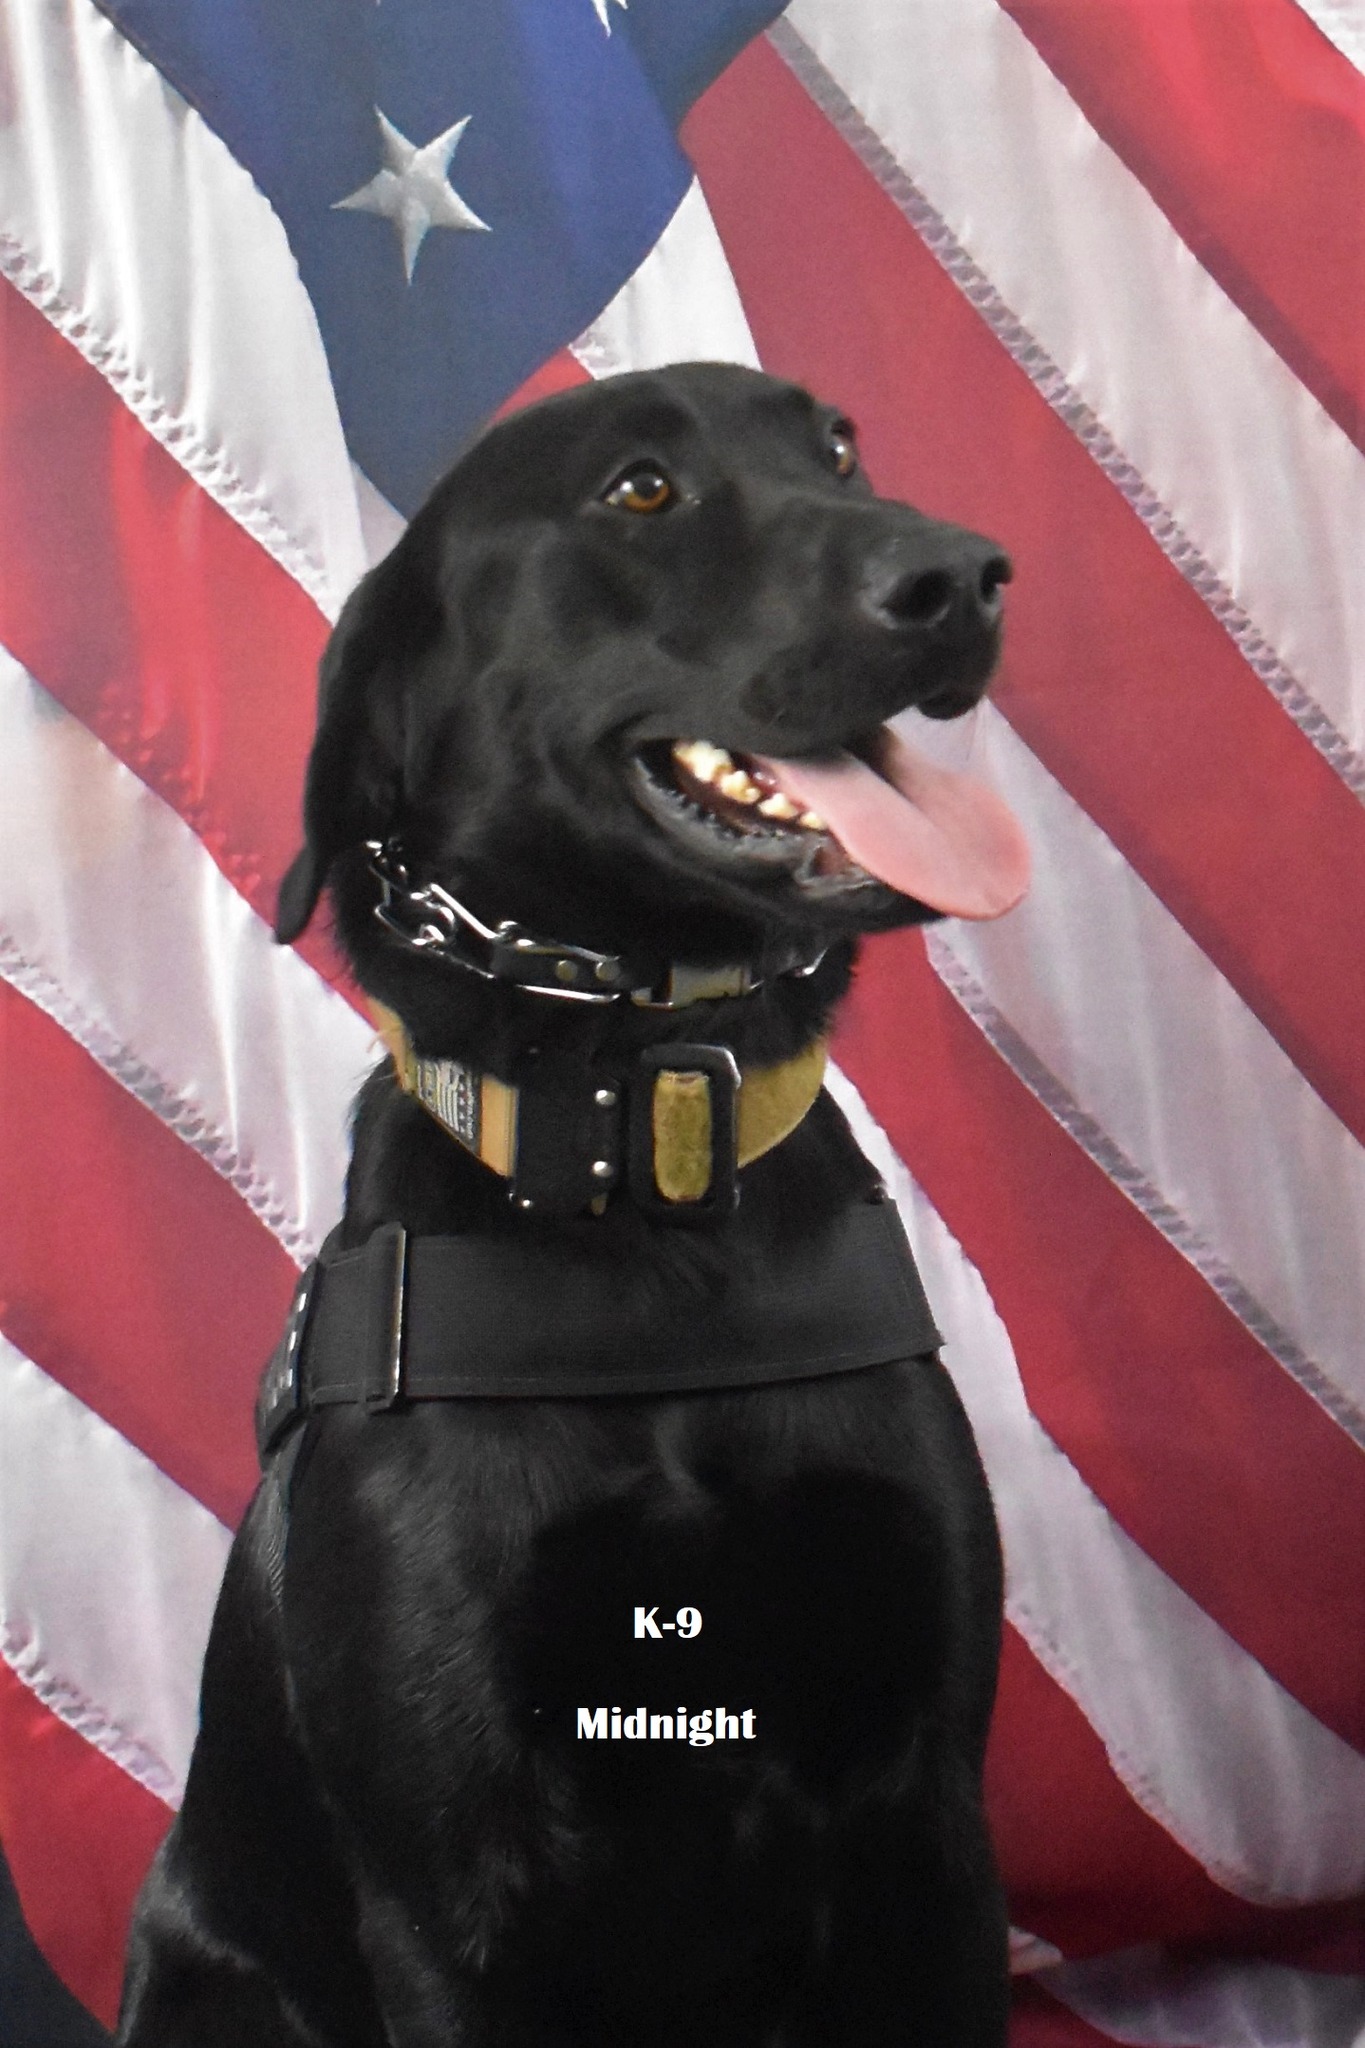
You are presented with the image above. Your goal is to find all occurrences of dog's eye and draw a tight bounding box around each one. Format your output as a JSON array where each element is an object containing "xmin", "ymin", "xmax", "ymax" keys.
[
  {"xmin": 603, "ymin": 466, "xmax": 674, "ymax": 514},
  {"xmin": 828, "ymin": 423, "xmax": 858, "ymax": 477}
]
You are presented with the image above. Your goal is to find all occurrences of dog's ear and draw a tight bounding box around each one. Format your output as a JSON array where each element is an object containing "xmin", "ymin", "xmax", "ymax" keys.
[{"xmin": 275, "ymin": 543, "xmax": 436, "ymax": 944}]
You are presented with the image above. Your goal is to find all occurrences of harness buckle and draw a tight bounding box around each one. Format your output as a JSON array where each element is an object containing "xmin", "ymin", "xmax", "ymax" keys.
[
  {"xmin": 255, "ymin": 1262, "xmax": 316, "ymax": 1459},
  {"xmin": 365, "ymin": 1224, "xmax": 409, "ymax": 1412},
  {"xmin": 628, "ymin": 1045, "xmax": 741, "ymax": 1224}
]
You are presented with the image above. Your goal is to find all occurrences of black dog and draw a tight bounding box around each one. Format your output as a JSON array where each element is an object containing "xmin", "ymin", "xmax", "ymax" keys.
[{"xmin": 119, "ymin": 363, "xmax": 1028, "ymax": 2047}]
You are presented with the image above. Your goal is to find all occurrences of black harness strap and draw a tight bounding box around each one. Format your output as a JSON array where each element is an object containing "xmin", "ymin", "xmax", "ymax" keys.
[{"xmin": 256, "ymin": 1197, "xmax": 940, "ymax": 1459}]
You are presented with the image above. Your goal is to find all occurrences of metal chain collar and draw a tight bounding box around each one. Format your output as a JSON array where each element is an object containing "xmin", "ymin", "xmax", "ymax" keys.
[{"xmin": 366, "ymin": 841, "xmax": 825, "ymax": 1009}]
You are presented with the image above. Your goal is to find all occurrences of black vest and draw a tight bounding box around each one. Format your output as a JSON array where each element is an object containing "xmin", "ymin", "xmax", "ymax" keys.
[{"xmin": 256, "ymin": 1194, "xmax": 941, "ymax": 1459}]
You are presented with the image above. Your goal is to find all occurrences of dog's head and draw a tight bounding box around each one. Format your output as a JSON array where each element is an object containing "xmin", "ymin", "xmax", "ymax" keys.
[{"xmin": 278, "ymin": 363, "xmax": 1026, "ymax": 982}]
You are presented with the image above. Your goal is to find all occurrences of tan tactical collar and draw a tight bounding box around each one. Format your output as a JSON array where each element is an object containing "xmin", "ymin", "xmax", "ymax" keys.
[{"xmin": 369, "ymin": 1000, "xmax": 827, "ymax": 1222}]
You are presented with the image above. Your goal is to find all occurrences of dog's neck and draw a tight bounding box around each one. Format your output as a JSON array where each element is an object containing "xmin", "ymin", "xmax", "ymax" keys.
[{"xmin": 333, "ymin": 844, "xmax": 865, "ymax": 1241}]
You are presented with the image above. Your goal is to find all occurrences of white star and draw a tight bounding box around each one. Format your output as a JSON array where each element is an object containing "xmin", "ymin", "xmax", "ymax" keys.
[
  {"xmin": 334, "ymin": 109, "xmax": 490, "ymax": 283},
  {"xmin": 591, "ymin": 0, "xmax": 628, "ymax": 31}
]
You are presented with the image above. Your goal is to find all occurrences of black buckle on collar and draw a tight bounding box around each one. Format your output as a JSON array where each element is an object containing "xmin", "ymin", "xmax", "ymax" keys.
[{"xmin": 628, "ymin": 1044, "xmax": 741, "ymax": 1224}]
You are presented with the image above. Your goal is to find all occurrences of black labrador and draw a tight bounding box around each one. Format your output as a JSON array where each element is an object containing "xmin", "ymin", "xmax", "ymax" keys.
[{"xmin": 119, "ymin": 363, "xmax": 1028, "ymax": 2047}]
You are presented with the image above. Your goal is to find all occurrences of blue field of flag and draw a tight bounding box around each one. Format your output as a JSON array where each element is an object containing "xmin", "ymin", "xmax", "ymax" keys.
[{"xmin": 94, "ymin": 0, "xmax": 785, "ymax": 510}]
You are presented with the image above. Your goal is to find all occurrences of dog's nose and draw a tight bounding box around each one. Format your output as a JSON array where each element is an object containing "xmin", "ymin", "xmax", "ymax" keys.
[{"xmin": 862, "ymin": 537, "xmax": 1012, "ymax": 637}]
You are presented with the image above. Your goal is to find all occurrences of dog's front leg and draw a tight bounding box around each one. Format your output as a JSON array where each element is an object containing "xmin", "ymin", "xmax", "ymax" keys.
[
  {"xmin": 118, "ymin": 1465, "xmax": 384, "ymax": 2048},
  {"xmin": 787, "ymin": 1766, "xmax": 1010, "ymax": 2048},
  {"xmin": 346, "ymin": 1904, "xmax": 587, "ymax": 2048}
]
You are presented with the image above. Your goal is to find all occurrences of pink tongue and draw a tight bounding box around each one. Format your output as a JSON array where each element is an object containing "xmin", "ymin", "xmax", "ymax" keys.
[{"xmin": 756, "ymin": 729, "xmax": 1030, "ymax": 919}]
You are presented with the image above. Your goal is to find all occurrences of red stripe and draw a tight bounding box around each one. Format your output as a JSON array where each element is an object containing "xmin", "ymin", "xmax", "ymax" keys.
[
  {"xmin": 1213, "ymin": 1913, "xmax": 1365, "ymax": 1978},
  {"xmin": 832, "ymin": 929, "xmax": 1365, "ymax": 1750},
  {"xmin": 684, "ymin": 41, "xmax": 1365, "ymax": 1148},
  {"xmin": 0, "ymin": 980, "xmax": 296, "ymax": 1527},
  {"xmin": 990, "ymin": 1628, "xmax": 1365, "ymax": 1960},
  {"xmin": 0, "ymin": 1661, "xmax": 169, "ymax": 2029},
  {"xmin": 999, "ymin": 0, "xmax": 1365, "ymax": 451},
  {"xmin": 1010, "ymin": 1982, "xmax": 1122, "ymax": 2048},
  {"xmin": 494, "ymin": 347, "xmax": 593, "ymax": 420},
  {"xmin": 0, "ymin": 280, "xmax": 350, "ymax": 995}
]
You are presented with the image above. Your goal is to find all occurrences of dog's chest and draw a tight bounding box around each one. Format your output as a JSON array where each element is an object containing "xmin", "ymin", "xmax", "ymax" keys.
[
  {"xmin": 514, "ymin": 1430, "xmax": 955, "ymax": 1788},
  {"xmin": 285, "ymin": 1373, "xmax": 966, "ymax": 1804}
]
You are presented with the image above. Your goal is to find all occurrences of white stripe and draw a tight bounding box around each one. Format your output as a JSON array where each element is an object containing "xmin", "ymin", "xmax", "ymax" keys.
[
  {"xmin": 0, "ymin": 0, "xmax": 367, "ymax": 620},
  {"xmin": 778, "ymin": 0, "xmax": 1365, "ymax": 763},
  {"xmin": 1294, "ymin": 0, "xmax": 1365, "ymax": 73},
  {"xmin": 570, "ymin": 176, "xmax": 760, "ymax": 376},
  {"xmin": 1042, "ymin": 1945, "xmax": 1365, "ymax": 2048},
  {"xmin": 828, "ymin": 1066, "xmax": 1365, "ymax": 1905},
  {"xmin": 0, "ymin": 646, "xmax": 376, "ymax": 1263},
  {"xmin": 353, "ymin": 461, "xmax": 408, "ymax": 568},
  {"xmin": 0, "ymin": 1334, "xmax": 230, "ymax": 1808},
  {"xmin": 900, "ymin": 706, "xmax": 1365, "ymax": 1444},
  {"xmin": 1010, "ymin": 1928, "xmax": 1064, "ymax": 1977}
]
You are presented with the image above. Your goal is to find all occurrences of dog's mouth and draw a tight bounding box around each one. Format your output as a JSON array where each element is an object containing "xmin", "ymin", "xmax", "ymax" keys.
[{"xmin": 629, "ymin": 724, "xmax": 1030, "ymax": 921}]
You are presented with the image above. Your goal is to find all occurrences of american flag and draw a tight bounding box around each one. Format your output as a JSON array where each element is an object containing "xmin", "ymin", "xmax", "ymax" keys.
[{"xmin": 2, "ymin": 1, "xmax": 1363, "ymax": 2041}]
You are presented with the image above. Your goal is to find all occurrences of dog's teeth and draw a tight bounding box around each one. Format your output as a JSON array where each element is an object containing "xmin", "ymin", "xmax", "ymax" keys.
[
  {"xmin": 799, "ymin": 810, "xmax": 828, "ymax": 832},
  {"xmin": 719, "ymin": 769, "xmax": 762, "ymax": 804},
  {"xmin": 757, "ymin": 792, "xmax": 801, "ymax": 821},
  {"xmin": 673, "ymin": 740, "xmax": 734, "ymax": 786}
]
